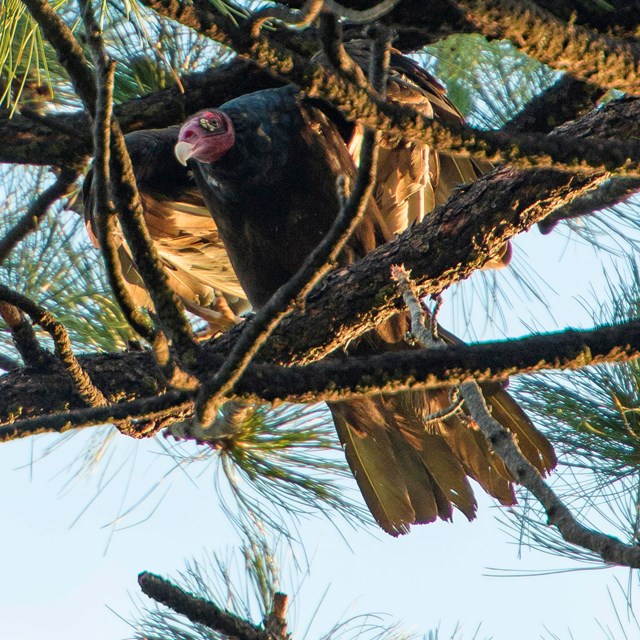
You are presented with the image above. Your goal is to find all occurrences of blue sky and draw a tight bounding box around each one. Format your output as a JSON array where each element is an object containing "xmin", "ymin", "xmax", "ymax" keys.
[{"xmin": 2, "ymin": 217, "xmax": 640, "ymax": 640}]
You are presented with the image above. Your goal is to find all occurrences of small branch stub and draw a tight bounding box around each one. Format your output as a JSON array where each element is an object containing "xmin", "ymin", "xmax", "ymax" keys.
[{"xmin": 264, "ymin": 592, "xmax": 289, "ymax": 640}]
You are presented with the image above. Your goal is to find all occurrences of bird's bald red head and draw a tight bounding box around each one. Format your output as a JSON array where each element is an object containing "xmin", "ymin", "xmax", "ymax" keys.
[{"xmin": 175, "ymin": 111, "xmax": 235, "ymax": 165}]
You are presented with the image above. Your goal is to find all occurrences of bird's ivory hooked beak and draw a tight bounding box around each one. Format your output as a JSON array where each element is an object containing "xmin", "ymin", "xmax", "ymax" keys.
[{"xmin": 175, "ymin": 141, "xmax": 195, "ymax": 166}]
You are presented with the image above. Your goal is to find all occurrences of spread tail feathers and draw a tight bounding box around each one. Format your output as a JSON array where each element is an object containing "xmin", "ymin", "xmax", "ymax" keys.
[{"xmin": 329, "ymin": 385, "xmax": 556, "ymax": 536}]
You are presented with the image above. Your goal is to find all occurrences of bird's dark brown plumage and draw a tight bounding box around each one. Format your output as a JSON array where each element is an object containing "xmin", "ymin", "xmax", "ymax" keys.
[{"xmin": 175, "ymin": 49, "xmax": 555, "ymax": 535}]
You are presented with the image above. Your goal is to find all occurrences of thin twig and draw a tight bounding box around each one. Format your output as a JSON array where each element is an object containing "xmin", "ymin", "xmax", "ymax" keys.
[
  {"xmin": 250, "ymin": 0, "xmax": 324, "ymax": 36},
  {"xmin": 423, "ymin": 394, "xmax": 465, "ymax": 423},
  {"xmin": 391, "ymin": 265, "xmax": 440, "ymax": 349},
  {"xmin": 395, "ymin": 263, "xmax": 640, "ymax": 568},
  {"xmin": 79, "ymin": 0, "xmax": 168, "ymax": 360},
  {"xmin": 319, "ymin": 13, "xmax": 369, "ymax": 88},
  {"xmin": 138, "ymin": 572, "xmax": 269, "ymax": 640},
  {"xmin": 23, "ymin": 0, "xmax": 198, "ymax": 366},
  {"xmin": 249, "ymin": 0, "xmax": 398, "ymax": 36},
  {"xmin": 0, "ymin": 286, "xmax": 108, "ymax": 407},
  {"xmin": 430, "ymin": 294, "xmax": 444, "ymax": 341},
  {"xmin": 90, "ymin": 61, "xmax": 159, "ymax": 343},
  {"xmin": 0, "ymin": 302, "xmax": 53, "ymax": 368},
  {"xmin": 367, "ymin": 24, "xmax": 391, "ymax": 98},
  {"xmin": 194, "ymin": 127, "xmax": 381, "ymax": 427},
  {"xmin": 0, "ymin": 167, "xmax": 80, "ymax": 265},
  {"xmin": 0, "ymin": 391, "xmax": 192, "ymax": 443}
]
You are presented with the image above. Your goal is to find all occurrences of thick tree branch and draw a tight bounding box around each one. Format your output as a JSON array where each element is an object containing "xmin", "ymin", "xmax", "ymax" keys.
[
  {"xmin": 0, "ymin": 388, "xmax": 191, "ymax": 441},
  {"xmin": 531, "ymin": 0, "xmax": 640, "ymax": 37},
  {"xmin": 501, "ymin": 75, "xmax": 605, "ymax": 136},
  {"xmin": 252, "ymin": 166, "xmax": 606, "ymax": 366},
  {"xmin": 0, "ymin": 60, "xmax": 280, "ymax": 166},
  {"xmin": 535, "ymin": 97, "xmax": 640, "ymax": 229},
  {"xmin": 455, "ymin": 0, "xmax": 640, "ymax": 94},
  {"xmin": 3, "ymin": 18, "xmax": 640, "ymax": 180},
  {"xmin": 138, "ymin": 0, "xmax": 640, "ymax": 176},
  {"xmin": 0, "ymin": 161, "xmax": 608, "ymax": 429},
  {"xmin": 4, "ymin": 314, "xmax": 640, "ymax": 439}
]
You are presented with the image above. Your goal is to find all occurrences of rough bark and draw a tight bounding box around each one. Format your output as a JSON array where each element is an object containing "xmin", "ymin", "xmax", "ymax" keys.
[
  {"xmin": 455, "ymin": 0, "xmax": 640, "ymax": 94},
  {"xmin": 0, "ymin": 163, "xmax": 607, "ymax": 429},
  {"xmin": 0, "ymin": 59, "xmax": 281, "ymax": 166},
  {"xmin": 4, "ymin": 0, "xmax": 640, "ymax": 442},
  {"xmin": 4, "ymin": 303, "xmax": 640, "ymax": 436}
]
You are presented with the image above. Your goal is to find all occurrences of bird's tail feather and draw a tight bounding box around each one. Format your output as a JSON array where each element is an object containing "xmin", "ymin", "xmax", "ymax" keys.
[{"xmin": 329, "ymin": 383, "xmax": 555, "ymax": 536}]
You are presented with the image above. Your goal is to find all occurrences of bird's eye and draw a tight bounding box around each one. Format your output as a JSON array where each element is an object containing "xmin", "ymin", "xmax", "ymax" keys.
[{"xmin": 199, "ymin": 117, "xmax": 221, "ymax": 133}]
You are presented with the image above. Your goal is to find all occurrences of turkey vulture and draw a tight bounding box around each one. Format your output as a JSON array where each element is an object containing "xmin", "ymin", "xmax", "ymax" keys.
[
  {"xmin": 174, "ymin": 50, "xmax": 555, "ymax": 535},
  {"xmin": 83, "ymin": 127, "xmax": 249, "ymax": 333}
]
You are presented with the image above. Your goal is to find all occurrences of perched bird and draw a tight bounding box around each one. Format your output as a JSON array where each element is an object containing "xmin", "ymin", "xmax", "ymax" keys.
[
  {"xmin": 83, "ymin": 127, "xmax": 250, "ymax": 333},
  {"xmin": 174, "ymin": 50, "xmax": 555, "ymax": 535}
]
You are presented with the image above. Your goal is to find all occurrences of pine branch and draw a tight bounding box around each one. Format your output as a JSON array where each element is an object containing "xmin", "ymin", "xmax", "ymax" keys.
[
  {"xmin": 0, "ymin": 285, "xmax": 108, "ymax": 407},
  {"xmin": 248, "ymin": 165, "xmax": 606, "ymax": 367},
  {"xmin": 0, "ymin": 59, "xmax": 280, "ymax": 166},
  {"xmin": 455, "ymin": 0, "xmax": 640, "ymax": 94},
  {"xmin": 0, "ymin": 159, "xmax": 607, "ymax": 432},
  {"xmin": 0, "ymin": 388, "xmax": 191, "ymax": 442},
  {"xmin": 139, "ymin": 0, "xmax": 640, "ymax": 176},
  {"xmin": 0, "ymin": 166, "xmax": 81, "ymax": 264},
  {"xmin": 461, "ymin": 383, "xmax": 640, "ymax": 567},
  {"xmin": 2, "ymin": 26, "xmax": 639, "ymax": 181},
  {"xmin": 22, "ymin": 0, "xmax": 199, "ymax": 365},
  {"xmin": 395, "ymin": 263, "xmax": 640, "ymax": 569},
  {"xmin": 138, "ymin": 572, "xmax": 270, "ymax": 640},
  {"xmin": 538, "ymin": 176, "xmax": 640, "ymax": 234},
  {"xmin": 5, "ymin": 312, "xmax": 640, "ymax": 439}
]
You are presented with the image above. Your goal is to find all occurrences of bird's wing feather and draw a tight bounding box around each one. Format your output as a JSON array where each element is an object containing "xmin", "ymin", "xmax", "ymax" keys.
[{"xmin": 83, "ymin": 129, "xmax": 249, "ymax": 330}]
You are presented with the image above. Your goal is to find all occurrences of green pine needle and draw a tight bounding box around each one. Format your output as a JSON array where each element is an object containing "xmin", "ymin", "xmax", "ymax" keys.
[{"xmin": 165, "ymin": 402, "xmax": 372, "ymax": 538}]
